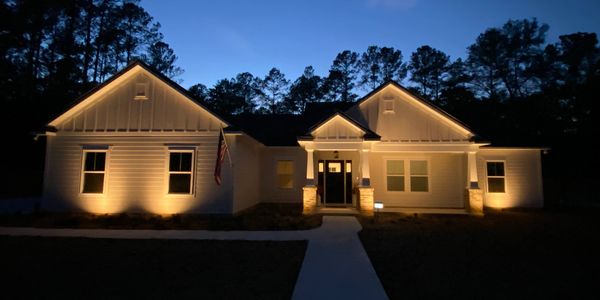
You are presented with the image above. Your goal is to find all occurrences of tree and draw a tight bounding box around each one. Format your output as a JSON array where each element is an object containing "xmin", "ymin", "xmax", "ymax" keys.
[
  {"xmin": 285, "ymin": 66, "xmax": 322, "ymax": 113},
  {"xmin": 322, "ymin": 50, "xmax": 359, "ymax": 102},
  {"xmin": 206, "ymin": 79, "xmax": 247, "ymax": 115},
  {"xmin": 188, "ymin": 83, "xmax": 208, "ymax": 102},
  {"xmin": 408, "ymin": 45, "xmax": 450, "ymax": 101},
  {"xmin": 359, "ymin": 46, "xmax": 407, "ymax": 89},
  {"xmin": 232, "ymin": 72, "xmax": 261, "ymax": 113},
  {"xmin": 466, "ymin": 28, "xmax": 507, "ymax": 100},
  {"xmin": 258, "ymin": 68, "xmax": 289, "ymax": 114},
  {"xmin": 145, "ymin": 41, "xmax": 184, "ymax": 80}
]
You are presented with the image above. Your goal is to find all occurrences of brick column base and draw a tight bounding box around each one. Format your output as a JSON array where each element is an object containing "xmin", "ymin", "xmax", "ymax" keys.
[
  {"xmin": 467, "ymin": 188, "xmax": 484, "ymax": 215},
  {"xmin": 303, "ymin": 186, "xmax": 318, "ymax": 215},
  {"xmin": 358, "ymin": 187, "xmax": 375, "ymax": 216}
]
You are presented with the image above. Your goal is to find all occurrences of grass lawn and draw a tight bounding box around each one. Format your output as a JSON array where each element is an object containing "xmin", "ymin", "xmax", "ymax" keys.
[
  {"xmin": 358, "ymin": 209, "xmax": 600, "ymax": 299},
  {"xmin": 0, "ymin": 236, "xmax": 307, "ymax": 299},
  {"xmin": 0, "ymin": 203, "xmax": 322, "ymax": 230}
]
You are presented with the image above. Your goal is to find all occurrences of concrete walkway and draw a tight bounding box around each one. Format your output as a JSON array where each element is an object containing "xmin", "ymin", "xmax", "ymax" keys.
[{"xmin": 0, "ymin": 216, "xmax": 388, "ymax": 300}]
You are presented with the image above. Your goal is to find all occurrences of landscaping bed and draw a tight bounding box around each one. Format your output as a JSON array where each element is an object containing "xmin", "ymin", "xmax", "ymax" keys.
[
  {"xmin": 0, "ymin": 236, "xmax": 307, "ymax": 299},
  {"xmin": 0, "ymin": 203, "xmax": 322, "ymax": 230},
  {"xmin": 358, "ymin": 209, "xmax": 600, "ymax": 299}
]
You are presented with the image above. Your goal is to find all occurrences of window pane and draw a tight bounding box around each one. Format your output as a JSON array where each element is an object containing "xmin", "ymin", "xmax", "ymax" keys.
[
  {"xmin": 84, "ymin": 152, "xmax": 105, "ymax": 171},
  {"xmin": 488, "ymin": 178, "xmax": 505, "ymax": 193},
  {"xmin": 387, "ymin": 176, "xmax": 404, "ymax": 191},
  {"xmin": 487, "ymin": 162, "xmax": 504, "ymax": 176},
  {"xmin": 387, "ymin": 160, "xmax": 404, "ymax": 175},
  {"xmin": 83, "ymin": 173, "xmax": 104, "ymax": 193},
  {"xmin": 328, "ymin": 162, "xmax": 341, "ymax": 173},
  {"xmin": 318, "ymin": 162, "xmax": 324, "ymax": 173},
  {"xmin": 277, "ymin": 161, "xmax": 294, "ymax": 175},
  {"xmin": 278, "ymin": 174, "xmax": 293, "ymax": 189},
  {"xmin": 170, "ymin": 152, "xmax": 193, "ymax": 172},
  {"xmin": 169, "ymin": 174, "xmax": 191, "ymax": 194},
  {"xmin": 411, "ymin": 176, "xmax": 429, "ymax": 192},
  {"xmin": 410, "ymin": 160, "xmax": 428, "ymax": 175}
]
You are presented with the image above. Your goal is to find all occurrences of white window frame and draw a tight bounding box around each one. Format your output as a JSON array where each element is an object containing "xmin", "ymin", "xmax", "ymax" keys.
[
  {"xmin": 167, "ymin": 149, "xmax": 195, "ymax": 195},
  {"xmin": 385, "ymin": 159, "xmax": 406, "ymax": 192},
  {"xmin": 134, "ymin": 82, "xmax": 149, "ymax": 100},
  {"xmin": 80, "ymin": 149, "xmax": 109, "ymax": 195},
  {"xmin": 486, "ymin": 160, "xmax": 506, "ymax": 194},
  {"xmin": 385, "ymin": 158, "xmax": 430, "ymax": 193},
  {"xmin": 276, "ymin": 160, "xmax": 295, "ymax": 189},
  {"xmin": 383, "ymin": 99, "xmax": 395, "ymax": 114}
]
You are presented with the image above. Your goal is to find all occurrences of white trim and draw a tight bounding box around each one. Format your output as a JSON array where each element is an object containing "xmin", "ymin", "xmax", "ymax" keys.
[
  {"xmin": 166, "ymin": 148, "xmax": 196, "ymax": 196},
  {"xmin": 384, "ymin": 157, "xmax": 431, "ymax": 194},
  {"xmin": 310, "ymin": 114, "xmax": 366, "ymax": 136},
  {"xmin": 79, "ymin": 148, "xmax": 110, "ymax": 195},
  {"xmin": 485, "ymin": 160, "xmax": 506, "ymax": 194}
]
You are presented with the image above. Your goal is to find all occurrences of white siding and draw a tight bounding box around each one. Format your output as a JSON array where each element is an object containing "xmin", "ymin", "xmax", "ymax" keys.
[
  {"xmin": 231, "ymin": 135, "xmax": 262, "ymax": 213},
  {"xmin": 43, "ymin": 134, "xmax": 233, "ymax": 214},
  {"xmin": 312, "ymin": 116, "xmax": 364, "ymax": 140},
  {"xmin": 477, "ymin": 149, "xmax": 543, "ymax": 208},
  {"xmin": 370, "ymin": 152, "xmax": 467, "ymax": 208},
  {"xmin": 346, "ymin": 85, "xmax": 471, "ymax": 142},
  {"xmin": 259, "ymin": 147, "xmax": 306, "ymax": 203}
]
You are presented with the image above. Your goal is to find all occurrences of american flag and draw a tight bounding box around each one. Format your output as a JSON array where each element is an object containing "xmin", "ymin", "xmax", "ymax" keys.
[{"xmin": 214, "ymin": 129, "xmax": 228, "ymax": 185}]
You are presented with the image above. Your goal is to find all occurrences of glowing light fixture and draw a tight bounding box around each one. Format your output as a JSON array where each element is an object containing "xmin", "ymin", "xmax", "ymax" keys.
[{"xmin": 374, "ymin": 202, "xmax": 384, "ymax": 209}]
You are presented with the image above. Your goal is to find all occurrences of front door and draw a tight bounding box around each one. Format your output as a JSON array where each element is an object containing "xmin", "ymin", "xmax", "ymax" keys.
[{"xmin": 320, "ymin": 160, "xmax": 353, "ymax": 206}]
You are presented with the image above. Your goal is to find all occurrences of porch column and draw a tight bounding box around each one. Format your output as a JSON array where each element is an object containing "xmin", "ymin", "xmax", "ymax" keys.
[
  {"xmin": 466, "ymin": 151, "xmax": 483, "ymax": 215},
  {"xmin": 303, "ymin": 149, "xmax": 317, "ymax": 215},
  {"xmin": 358, "ymin": 149, "xmax": 374, "ymax": 215}
]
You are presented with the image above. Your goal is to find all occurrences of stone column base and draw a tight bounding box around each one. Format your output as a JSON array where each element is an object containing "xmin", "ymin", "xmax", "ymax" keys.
[
  {"xmin": 467, "ymin": 188, "xmax": 484, "ymax": 215},
  {"xmin": 358, "ymin": 187, "xmax": 375, "ymax": 216},
  {"xmin": 302, "ymin": 186, "xmax": 318, "ymax": 215}
]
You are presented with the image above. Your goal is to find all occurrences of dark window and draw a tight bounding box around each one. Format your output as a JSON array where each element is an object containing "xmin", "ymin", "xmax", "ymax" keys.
[
  {"xmin": 486, "ymin": 161, "xmax": 505, "ymax": 193},
  {"xmin": 168, "ymin": 151, "xmax": 193, "ymax": 194},
  {"xmin": 82, "ymin": 152, "xmax": 106, "ymax": 193}
]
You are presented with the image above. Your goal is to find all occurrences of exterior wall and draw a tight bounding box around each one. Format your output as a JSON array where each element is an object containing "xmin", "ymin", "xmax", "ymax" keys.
[
  {"xmin": 346, "ymin": 85, "xmax": 471, "ymax": 142},
  {"xmin": 369, "ymin": 152, "xmax": 467, "ymax": 208},
  {"xmin": 259, "ymin": 147, "xmax": 306, "ymax": 203},
  {"xmin": 477, "ymin": 149, "xmax": 544, "ymax": 208},
  {"xmin": 231, "ymin": 134, "xmax": 262, "ymax": 213},
  {"xmin": 312, "ymin": 116, "xmax": 364, "ymax": 140},
  {"xmin": 42, "ymin": 133, "xmax": 234, "ymax": 214}
]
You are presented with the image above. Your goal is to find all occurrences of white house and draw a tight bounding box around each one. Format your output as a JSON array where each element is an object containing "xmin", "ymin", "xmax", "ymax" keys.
[{"xmin": 41, "ymin": 61, "xmax": 544, "ymax": 215}]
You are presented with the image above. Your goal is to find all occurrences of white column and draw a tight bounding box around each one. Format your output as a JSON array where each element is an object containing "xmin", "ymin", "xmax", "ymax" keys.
[
  {"xmin": 468, "ymin": 151, "xmax": 479, "ymax": 189},
  {"xmin": 360, "ymin": 149, "xmax": 370, "ymax": 186},
  {"xmin": 306, "ymin": 149, "xmax": 315, "ymax": 186}
]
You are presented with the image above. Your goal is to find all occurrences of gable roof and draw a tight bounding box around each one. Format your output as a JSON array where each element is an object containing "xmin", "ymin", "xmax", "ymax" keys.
[
  {"xmin": 353, "ymin": 81, "xmax": 475, "ymax": 137},
  {"xmin": 47, "ymin": 60, "xmax": 229, "ymax": 128},
  {"xmin": 306, "ymin": 111, "xmax": 380, "ymax": 140}
]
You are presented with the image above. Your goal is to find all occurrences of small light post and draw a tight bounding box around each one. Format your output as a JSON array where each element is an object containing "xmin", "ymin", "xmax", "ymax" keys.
[{"xmin": 374, "ymin": 201, "xmax": 383, "ymax": 223}]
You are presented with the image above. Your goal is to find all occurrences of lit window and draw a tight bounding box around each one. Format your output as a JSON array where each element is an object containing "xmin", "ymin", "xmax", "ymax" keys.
[
  {"xmin": 277, "ymin": 160, "xmax": 294, "ymax": 189},
  {"xmin": 328, "ymin": 162, "xmax": 342, "ymax": 173},
  {"xmin": 81, "ymin": 151, "xmax": 106, "ymax": 194},
  {"xmin": 410, "ymin": 160, "xmax": 429, "ymax": 192},
  {"xmin": 487, "ymin": 161, "xmax": 505, "ymax": 193},
  {"xmin": 386, "ymin": 160, "xmax": 405, "ymax": 191},
  {"xmin": 383, "ymin": 99, "xmax": 394, "ymax": 113},
  {"xmin": 318, "ymin": 162, "xmax": 324, "ymax": 173},
  {"xmin": 168, "ymin": 151, "xmax": 194, "ymax": 194},
  {"xmin": 134, "ymin": 83, "xmax": 148, "ymax": 100}
]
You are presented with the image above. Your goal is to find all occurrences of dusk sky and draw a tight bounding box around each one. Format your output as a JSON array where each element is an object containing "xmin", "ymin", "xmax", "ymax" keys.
[{"xmin": 141, "ymin": 0, "xmax": 600, "ymax": 89}]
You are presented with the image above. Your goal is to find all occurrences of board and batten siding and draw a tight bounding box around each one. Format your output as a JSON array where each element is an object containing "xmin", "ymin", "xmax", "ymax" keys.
[
  {"xmin": 477, "ymin": 149, "xmax": 544, "ymax": 208},
  {"xmin": 312, "ymin": 116, "xmax": 364, "ymax": 140},
  {"xmin": 43, "ymin": 134, "xmax": 233, "ymax": 214},
  {"xmin": 369, "ymin": 152, "xmax": 467, "ymax": 208}
]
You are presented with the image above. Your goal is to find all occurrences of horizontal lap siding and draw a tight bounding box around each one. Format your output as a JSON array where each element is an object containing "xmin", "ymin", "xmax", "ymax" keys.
[
  {"xmin": 370, "ymin": 152, "xmax": 466, "ymax": 208},
  {"xmin": 478, "ymin": 150, "xmax": 543, "ymax": 208},
  {"xmin": 43, "ymin": 135, "xmax": 233, "ymax": 214}
]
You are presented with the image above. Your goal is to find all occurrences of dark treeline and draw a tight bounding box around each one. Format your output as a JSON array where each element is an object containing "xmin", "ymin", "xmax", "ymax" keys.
[{"xmin": 1, "ymin": 0, "xmax": 599, "ymax": 204}]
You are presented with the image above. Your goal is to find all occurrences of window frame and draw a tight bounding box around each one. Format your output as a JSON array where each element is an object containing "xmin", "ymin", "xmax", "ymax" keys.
[
  {"xmin": 134, "ymin": 82, "xmax": 149, "ymax": 100},
  {"xmin": 167, "ymin": 149, "xmax": 195, "ymax": 195},
  {"xmin": 385, "ymin": 159, "xmax": 406, "ymax": 192},
  {"xmin": 80, "ymin": 149, "xmax": 109, "ymax": 195},
  {"xmin": 383, "ymin": 99, "xmax": 395, "ymax": 114},
  {"xmin": 486, "ymin": 160, "xmax": 506, "ymax": 194},
  {"xmin": 385, "ymin": 158, "xmax": 430, "ymax": 193},
  {"xmin": 276, "ymin": 160, "xmax": 295, "ymax": 189}
]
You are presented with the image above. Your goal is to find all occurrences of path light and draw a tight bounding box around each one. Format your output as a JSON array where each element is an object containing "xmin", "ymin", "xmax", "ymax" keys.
[{"xmin": 374, "ymin": 201, "xmax": 383, "ymax": 223}]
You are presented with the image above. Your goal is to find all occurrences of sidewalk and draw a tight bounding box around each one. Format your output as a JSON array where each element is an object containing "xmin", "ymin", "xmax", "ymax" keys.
[{"xmin": 0, "ymin": 216, "xmax": 388, "ymax": 300}]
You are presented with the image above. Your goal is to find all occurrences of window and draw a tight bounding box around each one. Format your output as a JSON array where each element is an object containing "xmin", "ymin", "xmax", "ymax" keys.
[
  {"xmin": 386, "ymin": 160, "xmax": 405, "ymax": 191},
  {"xmin": 386, "ymin": 159, "xmax": 429, "ymax": 192},
  {"xmin": 277, "ymin": 160, "xmax": 294, "ymax": 189},
  {"xmin": 134, "ymin": 83, "xmax": 148, "ymax": 100},
  {"xmin": 383, "ymin": 99, "xmax": 394, "ymax": 113},
  {"xmin": 168, "ymin": 151, "xmax": 194, "ymax": 194},
  {"xmin": 487, "ymin": 161, "xmax": 505, "ymax": 193},
  {"xmin": 328, "ymin": 162, "xmax": 342, "ymax": 173},
  {"xmin": 410, "ymin": 160, "xmax": 429, "ymax": 192},
  {"xmin": 81, "ymin": 151, "xmax": 106, "ymax": 194}
]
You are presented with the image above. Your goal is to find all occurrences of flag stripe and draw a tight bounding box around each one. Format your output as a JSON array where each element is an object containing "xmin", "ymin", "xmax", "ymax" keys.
[{"xmin": 214, "ymin": 130, "xmax": 228, "ymax": 185}]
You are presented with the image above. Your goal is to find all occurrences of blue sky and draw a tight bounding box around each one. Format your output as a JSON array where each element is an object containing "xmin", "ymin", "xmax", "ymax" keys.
[{"xmin": 141, "ymin": 0, "xmax": 600, "ymax": 89}]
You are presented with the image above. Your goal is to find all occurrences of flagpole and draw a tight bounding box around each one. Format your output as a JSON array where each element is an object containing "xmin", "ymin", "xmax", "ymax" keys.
[{"xmin": 220, "ymin": 126, "xmax": 233, "ymax": 167}]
